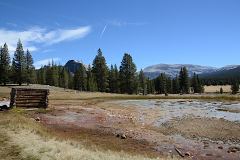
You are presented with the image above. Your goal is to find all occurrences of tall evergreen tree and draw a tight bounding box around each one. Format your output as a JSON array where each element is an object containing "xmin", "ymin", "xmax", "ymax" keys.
[
  {"xmin": 113, "ymin": 64, "xmax": 120, "ymax": 93},
  {"xmin": 191, "ymin": 73, "xmax": 199, "ymax": 93},
  {"xmin": 108, "ymin": 64, "xmax": 120, "ymax": 93},
  {"xmin": 231, "ymin": 81, "xmax": 239, "ymax": 94},
  {"xmin": 37, "ymin": 66, "xmax": 46, "ymax": 84},
  {"xmin": 191, "ymin": 73, "xmax": 204, "ymax": 93},
  {"xmin": 119, "ymin": 53, "xmax": 137, "ymax": 94},
  {"xmin": 25, "ymin": 49, "xmax": 35, "ymax": 85},
  {"xmin": 138, "ymin": 69, "xmax": 147, "ymax": 95},
  {"xmin": 166, "ymin": 77, "xmax": 172, "ymax": 94},
  {"xmin": 86, "ymin": 65, "xmax": 97, "ymax": 91},
  {"xmin": 45, "ymin": 61, "xmax": 59, "ymax": 86},
  {"xmin": 0, "ymin": 43, "xmax": 10, "ymax": 85},
  {"xmin": 12, "ymin": 40, "xmax": 26, "ymax": 85},
  {"xmin": 59, "ymin": 67, "xmax": 69, "ymax": 89},
  {"xmin": 146, "ymin": 78, "xmax": 155, "ymax": 94},
  {"xmin": 172, "ymin": 75, "xmax": 180, "ymax": 94},
  {"xmin": 92, "ymin": 49, "xmax": 108, "ymax": 92},
  {"xmin": 155, "ymin": 73, "xmax": 167, "ymax": 94},
  {"xmin": 179, "ymin": 67, "xmax": 190, "ymax": 94},
  {"xmin": 73, "ymin": 63, "xmax": 87, "ymax": 91}
]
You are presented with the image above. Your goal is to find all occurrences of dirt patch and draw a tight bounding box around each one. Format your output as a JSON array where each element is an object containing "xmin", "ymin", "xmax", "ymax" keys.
[{"xmin": 159, "ymin": 117, "xmax": 240, "ymax": 144}]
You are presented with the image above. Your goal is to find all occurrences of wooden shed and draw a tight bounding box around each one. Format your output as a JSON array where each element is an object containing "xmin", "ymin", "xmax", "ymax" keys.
[{"xmin": 10, "ymin": 88, "xmax": 49, "ymax": 108}]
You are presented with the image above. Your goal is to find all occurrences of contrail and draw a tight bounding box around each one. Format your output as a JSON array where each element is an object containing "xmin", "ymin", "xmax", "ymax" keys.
[{"xmin": 100, "ymin": 24, "xmax": 108, "ymax": 38}]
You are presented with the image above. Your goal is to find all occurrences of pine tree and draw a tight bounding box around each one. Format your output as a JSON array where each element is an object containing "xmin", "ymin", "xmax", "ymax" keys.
[
  {"xmin": 146, "ymin": 78, "xmax": 155, "ymax": 94},
  {"xmin": 119, "ymin": 53, "xmax": 137, "ymax": 94},
  {"xmin": 191, "ymin": 73, "xmax": 199, "ymax": 93},
  {"xmin": 172, "ymin": 76, "xmax": 180, "ymax": 94},
  {"xmin": 92, "ymin": 49, "xmax": 108, "ymax": 92},
  {"xmin": 231, "ymin": 81, "xmax": 239, "ymax": 94},
  {"xmin": 113, "ymin": 64, "xmax": 120, "ymax": 93},
  {"xmin": 166, "ymin": 77, "xmax": 172, "ymax": 94},
  {"xmin": 191, "ymin": 73, "xmax": 204, "ymax": 93},
  {"xmin": 220, "ymin": 87, "xmax": 223, "ymax": 94},
  {"xmin": 12, "ymin": 40, "xmax": 26, "ymax": 85},
  {"xmin": 59, "ymin": 67, "xmax": 69, "ymax": 89},
  {"xmin": 86, "ymin": 65, "xmax": 97, "ymax": 91},
  {"xmin": 0, "ymin": 43, "xmax": 10, "ymax": 85},
  {"xmin": 154, "ymin": 73, "xmax": 167, "ymax": 94},
  {"xmin": 138, "ymin": 69, "xmax": 147, "ymax": 95},
  {"xmin": 37, "ymin": 66, "xmax": 46, "ymax": 84},
  {"xmin": 73, "ymin": 63, "xmax": 87, "ymax": 91},
  {"xmin": 45, "ymin": 61, "xmax": 59, "ymax": 86},
  {"xmin": 108, "ymin": 65, "xmax": 114, "ymax": 93},
  {"xmin": 25, "ymin": 49, "xmax": 35, "ymax": 85},
  {"xmin": 179, "ymin": 67, "xmax": 189, "ymax": 94}
]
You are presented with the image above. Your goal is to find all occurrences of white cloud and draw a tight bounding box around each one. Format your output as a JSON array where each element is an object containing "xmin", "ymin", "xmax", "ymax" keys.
[
  {"xmin": 107, "ymin": 20, "xmax": 147, "ymax": 27},
  {"xmin": 100, "ymin": 24, "xmax": 108, "ymax": 38},
  {"xmin": 34, "ymin": 57, "xmax": 60, "ymax": 69},
  {"xmin": 0, "ymin": 26, "xmax": 91, "ymax": 54}
]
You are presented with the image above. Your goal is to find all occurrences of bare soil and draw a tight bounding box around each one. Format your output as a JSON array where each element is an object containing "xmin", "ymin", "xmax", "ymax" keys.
[{"xmin": 35, "ymin": 99, "xmax": 240, "ymax": 160}]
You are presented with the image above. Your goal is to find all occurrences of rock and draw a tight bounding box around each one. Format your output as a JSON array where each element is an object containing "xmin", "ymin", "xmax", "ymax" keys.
[
  {"xmin": 228, "ymin": 146, "xmax": 240, "ymax": 153},
  {"xmin": 121, "ymin": 134, "xmax": 127, "ymax": 139},
  {"xmin": 218, "ymin": 146, "xmax": 223, "ymax": 149},
  {"xmin": 35, "ymin": 117, "xmax": 40, "ymax": 122},
  {"xmin": 206, "ymin": 153, "xmax": 213, "ymax": 156},
  {"xmin": 185, "ymin": 152, "xmax": 191, "ymax": 156}
]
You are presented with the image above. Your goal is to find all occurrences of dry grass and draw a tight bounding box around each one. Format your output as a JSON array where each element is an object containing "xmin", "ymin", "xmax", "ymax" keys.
[
  {"xmin": 1, "ymin": 84, "xmax": 240, "ymax": 102},
  {"xmin": 0, "ymin": 111, "xmax": 178, "ymax": 160},
  {"xmin": 204, "ymin": 85, "xmax": 231, "ymax": 93}
]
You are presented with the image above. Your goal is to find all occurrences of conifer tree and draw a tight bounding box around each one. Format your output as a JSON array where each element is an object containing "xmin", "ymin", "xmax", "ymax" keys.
[
  {"xmin": 37, "ymin": 66, "xmax": 46, "ymax": 84},
  {"xmin": 73, "ymin": 63, "xmax": 87, "ymax": 91},
  {"xmin": 59, "ymin": 67, "xmax": 69, "ymax": 89},
  {"xmin": 25, "ymin": 49, "xmax": 35, "ymax": 85},
  {"xmin": 157, "ymin": 73, "xmax": 167, "ymax": 94},
  {"xmin": 146, "ymin": 78, "xmax": 155, "ymax": 94},
  {"xmin": 166, "ymin": 77, "xmax": 172, "ymax": 94},
  {"xmin": 113, "ymin": 64, "xmax": 120, "ymax": 93},
  {"xmin": 86, "ymin": 65, "xmax": 97, "ymax": 91},
  {"xmin": 109, "ymin": 65, "xmax": 120, "ymax": 93},
  {"xmin": 138, "ymin": 69, "xmax": 147, "ymax": 95},
  {"xmin": 179, "ymin": 67, "xmax": 189, "ymax": 94},
  {"xmin": 231, "ymin": 81, "xmax": 239, "ymax": 94},
  {"xmin": 0, "ymin": 43, "xmax": 10, "ymax": 85},
  {"xmin": 191, "ymin": 73, "xmax": 199, "ymax": 93},
  {"xmin": 92, "ymin": 49, "xmax": 108, "ymax": 92},
  {"xmin": 119, "ymin": 53, "xmax": 137, "ymax": 94},
  {"xmin": 12, "ymin": 40, "xmax": 26, "ymax": 85},
  {"xmin": 220, "ymin": 87, "xmax": 223, "ymax": 94},
  {"xmin": 172, "ymin": 76, "xmax": 180, "ymax": 94},
  {"xmin": 45, "ymin": 61, "xmax": 59, "ymax": 86}
]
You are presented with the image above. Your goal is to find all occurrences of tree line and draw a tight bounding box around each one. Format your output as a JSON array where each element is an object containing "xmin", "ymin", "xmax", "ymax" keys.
[
  {"xmin": 0, "ymin": 40, "xmax": 34, "ymax": 85},
  {"xmin": 0, "ymin": 41, "xmax": 239, "ymax": 94}
]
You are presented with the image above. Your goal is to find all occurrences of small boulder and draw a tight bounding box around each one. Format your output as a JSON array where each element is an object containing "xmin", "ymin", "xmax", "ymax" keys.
[
  {"xmin": 228, "ymin": 146, "xmax": 240, "ymax": 153},
  {"xmin": 121, "ymin": 134, "xmax": 127, "ymax": 139},
  {"xmin": 35, "ymin": 117, "xmax": 41, "ymax": 122},
  {"xmin": 185, "ymin": 152, "xmax": 191, "ymax": 156}
]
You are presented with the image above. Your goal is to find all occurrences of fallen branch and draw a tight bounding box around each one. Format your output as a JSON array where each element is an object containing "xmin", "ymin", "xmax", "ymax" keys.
[{"xmin": 174, "ymin": 145, "xmax": 185, "ymax": 157}]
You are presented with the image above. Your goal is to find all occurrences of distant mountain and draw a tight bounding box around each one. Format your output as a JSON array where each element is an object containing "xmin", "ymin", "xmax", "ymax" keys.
[
  {"xmin": 143, "ymin": 64, "xmax": 217, "ymax": 79},
  {"xmin": 200, "ymin": 65, "xmax": 240, "ymax": 79},
  {"xmin": 64, "ymin": 60, "xmax": 84, "ymax": 73}
]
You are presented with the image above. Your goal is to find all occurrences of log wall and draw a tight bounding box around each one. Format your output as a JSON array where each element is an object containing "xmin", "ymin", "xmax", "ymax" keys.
[{"xmin": 10, "ymin": 88, "xmax": 49, "ymax": 108}]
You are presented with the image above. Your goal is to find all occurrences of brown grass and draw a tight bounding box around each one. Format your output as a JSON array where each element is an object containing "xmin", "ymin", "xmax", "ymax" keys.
[{"xmin": 0, "ymin": 110, "xmax": 178, "ymax": 160}]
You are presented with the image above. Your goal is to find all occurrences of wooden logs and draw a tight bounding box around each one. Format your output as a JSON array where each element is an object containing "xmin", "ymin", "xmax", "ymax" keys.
[{"xmin": 10, "ymin": 88, "xmax": 49, "ymax": 108}]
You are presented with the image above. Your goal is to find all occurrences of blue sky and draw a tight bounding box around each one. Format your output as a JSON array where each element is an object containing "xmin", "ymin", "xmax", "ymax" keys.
[{"xmin": 0, "ymin": 0, "xmax": 240, "ymax": 69}]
